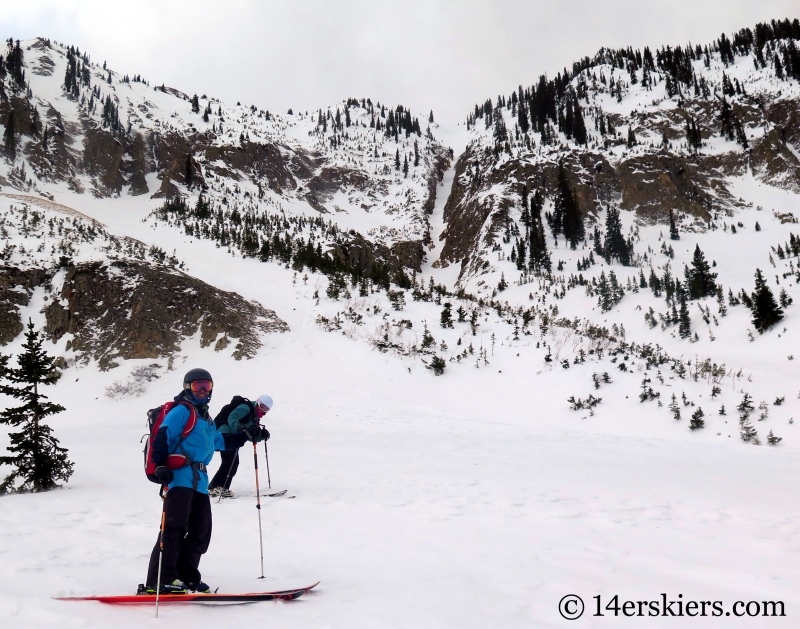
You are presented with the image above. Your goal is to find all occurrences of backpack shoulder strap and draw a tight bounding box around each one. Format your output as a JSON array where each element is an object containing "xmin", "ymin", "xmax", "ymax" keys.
[
  {"xmin": 243, "ymin": 398, "xmax": 255, "ymax": 419},
  {"xmin": 177, "ymin": 401, "xmax": 198, "ymax": 439}
]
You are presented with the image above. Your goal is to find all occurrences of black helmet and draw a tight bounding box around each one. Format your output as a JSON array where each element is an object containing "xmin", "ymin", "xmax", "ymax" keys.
[{"xmin": 183, "ymin": 368, "xmax": 213, "ymax": 386}]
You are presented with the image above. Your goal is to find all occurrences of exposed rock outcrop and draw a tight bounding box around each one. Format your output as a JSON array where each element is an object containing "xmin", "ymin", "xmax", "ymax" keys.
[
  {"xmin": 43, "ymin": 260, "xmax": 287, "ymax": 369},
  {"xmin": 0, "ymin": 267, "xmax": 48, "ymax": 345}
]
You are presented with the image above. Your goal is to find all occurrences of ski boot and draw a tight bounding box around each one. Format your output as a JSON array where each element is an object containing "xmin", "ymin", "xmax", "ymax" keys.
[
  {"xmin": 220, "ymin": 488, "xmax": 236, "ymax": 499},
  {"xmin": 208, "ymin": 486, "xmax": 222, "ymax": 498},
  {"xmin": 188, "ymin": 580, "xmax": 212, "ymax": 594},
  {"xmin": 143, "ymin": 579, "xmax": 188, "ymax": 595}
]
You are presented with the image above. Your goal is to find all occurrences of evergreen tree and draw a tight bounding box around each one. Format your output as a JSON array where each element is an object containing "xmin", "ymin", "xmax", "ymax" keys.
[
  {"xmin": 690, "ymin": 407, "xmax": 705, "ymax": 430},
  {"xmin": 669, "ymin": 209, "xmax": 680, "ymax": 240},
  {"xmin": 191, "ymin": 94, "xmax": 200, "ymax": 113},
  {"xmin": 685, "ymin": 116, "xmax": 702, "ymax": 151},
  {"xmin": 649, "ymin": 267, "xmax": 662, "ymax": 297},
  {"xmin": 493, "ymin": 111, "xmax": 508, "ymax": 144},
  {"xmin": 517, "ymin": 90, "xmax": 529, "ymax": 134},
  {"xmin": 497, "ymin": 272, "xmax": 508, "ymax": 292},
  {"xmin": 528, "ymin": 190, "xmax": 551, "ymax": 275},
  {"xmin": 603, "ymin": 207, "xmax": 631, "ymax": 265},
  {"xmin": 185, "ymin": 154, "xmax": 194, "ymax": 188},
  {"xmin": 420, "ymin": 323, "xmax": 435, "ymax": 351},
  {"xmin": 750, "ymin": 268, "xmax": 783, "ymax": 333},
  {"xmin": 626, "ymin": 126, "xmax": 636, "ymax": 148},
  {"xmin": 685, "ymin": 244, "xmax": 717, "ymax": 299},
  {"xmin": 555, "ymin": 161, "xmax": 584, "ymax": 249},
  {"xmin": 440, "ymin": 302, "xmax": 453, "ymax": 328},
  {"xmin": 572, "ymin": 99, "xmax": 587, "ymax": 145},
  {"xmin": 719, "ymin": 98, "xmax": 734, "ymax": 140},
  {"xmin": 6, "ymin": 39, "xmax": 25, "ymax": 87},
  {"xmin": 592, "ymin": 225, "xmax": 604, "ymax": 257},
  {"xmin": 403, "ymin": 154, "xmax": 408, "ymax": 178},
  {"xmin": 3, "ymin": 110, "xmax": 15, "ymax": 155},
  {"xmin": 740, "ymin": 416, "xmax": 757, "ymax": 442},
  {"xmin": 677, "ymin": 282, "xmax": 691, "ymax": 338},
  {"xmin": 428, "ymin": 355, "xmax": 446, "ymax": 376},
  {"xmin": 0, "ymin": 320, "xmax": 73, "ymax": 494},
  {"xmin": 766, "ymin": 430, "xmax": 782, "ymax": 445},
  {"xmin": 669, "ymin": 393, "xmax": 681, "ymax": 420}
]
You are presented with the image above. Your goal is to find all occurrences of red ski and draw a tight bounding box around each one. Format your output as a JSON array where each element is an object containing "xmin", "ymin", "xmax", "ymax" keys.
[{"xmin": 56, "ymin": 581, "xmax": 319, "ymax": 605}]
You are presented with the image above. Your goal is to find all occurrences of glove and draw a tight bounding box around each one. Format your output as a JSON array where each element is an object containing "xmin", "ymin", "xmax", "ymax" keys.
[
  {"xmin": 243, "ymin": 424, "xmax": 262, "ymax": 442},
  {"xmin": 243, "ymin": 425, "xmax": 270, "ymax": 442},
  {"xmin": 154, "ymin": 466, "xmax": 173, "ymax": 485}
]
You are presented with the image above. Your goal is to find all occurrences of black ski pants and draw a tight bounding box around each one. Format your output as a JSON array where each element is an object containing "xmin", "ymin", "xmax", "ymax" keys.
[
  {"xmin": 147, "ymin": 487, "xmax": 212, "ymax": 587},
  {"xmin": 209, "ymin": 448, "xmax": 240, "ymax": 490}
]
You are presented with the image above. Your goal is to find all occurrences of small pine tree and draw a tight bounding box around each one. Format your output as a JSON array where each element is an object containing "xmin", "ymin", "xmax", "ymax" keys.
[
  {"xmin": 669, "ymin": 393, "xmax": 681, "ymax": 420},
  {"xmin": 736, "ymin": 393, "xmax": 754, "ymax": 420},
  {"xmin": 497, "ymin": 272, "xmax": 508, "ymax": 292},
  {"xmin": 766, "ymin": 430, "xmax": 782, "ymax": 445},
  {"xmin": 689, "ymin": 407, "xmax": 705, "ymax": 430},
  {"xmin": 740, "ymin": 417, "xmax": 757, "ymax": 442},
  {"xmin": 0, "ymin": 320, "xmax": 73, "ymax": 494},
  {"xmin": 669, "ymin": 209, "xmax": 680, "ymax": 240},
  {"xmin": 678, "ymin": 292, "xmax": 691, "ymax": 338},
  {"xmin": 428, "ymin": 355, "xmax": 446, "ymax": 376},
  {"xmin": 191, "ymin": 94, "xmax": 200, "ymax": 113},
  {"xmin": 750, "ymin": 268, "xmax": 783, "ymax": 333},
  {"xmin": 440, "ymin": 303, "xmax": 454, "ymax": 328},
  {"xmin": 421, "ymin": 323, "xmax": 435, "ymax": 350}
]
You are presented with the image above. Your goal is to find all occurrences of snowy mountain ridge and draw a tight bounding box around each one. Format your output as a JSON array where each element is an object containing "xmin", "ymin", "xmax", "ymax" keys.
[
  {"xmin": 3, "ymin": 36, "xmax": 451, "ymax": 277},
  {"xmin": 441, "ymin": 19, "xmax": 800, "ymax": 284}
]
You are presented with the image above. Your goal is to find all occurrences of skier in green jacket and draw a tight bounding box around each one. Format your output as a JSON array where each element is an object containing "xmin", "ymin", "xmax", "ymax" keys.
[{"xmin": 208, "ymin": 394, "xmax": 272, "ymax": 498}]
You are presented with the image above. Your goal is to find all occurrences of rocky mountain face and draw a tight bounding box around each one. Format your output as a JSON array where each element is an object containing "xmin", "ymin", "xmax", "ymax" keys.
[
  {"xmin": 438, "ymin": 20, "xmax": 800, "ymax": 281},
  {"xmin": 0, "ymin": 194, "xmax": 287, "ymax": 368}
]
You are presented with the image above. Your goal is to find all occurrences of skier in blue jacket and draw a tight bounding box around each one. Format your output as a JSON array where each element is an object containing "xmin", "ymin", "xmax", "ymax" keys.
[{"xmin": 141, "ymin": 368, "xmax": 267, "ymax": 595}]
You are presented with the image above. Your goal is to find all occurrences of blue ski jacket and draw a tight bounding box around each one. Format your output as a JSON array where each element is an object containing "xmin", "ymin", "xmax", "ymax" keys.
[{"xmin": 151, "ymin": 392, "xmax": 247, "ymax": 494}]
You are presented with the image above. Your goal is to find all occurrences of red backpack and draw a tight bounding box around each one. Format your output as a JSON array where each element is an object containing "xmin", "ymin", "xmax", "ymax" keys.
[{"xmin": 142, "ymin": 401, "xmax": 198, "ymax": 483}]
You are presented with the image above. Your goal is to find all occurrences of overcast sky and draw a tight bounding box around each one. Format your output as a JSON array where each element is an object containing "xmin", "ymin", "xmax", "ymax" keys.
[{"xmin": 2, "ymin": 1, "xmax": 798, "ymax": 123}]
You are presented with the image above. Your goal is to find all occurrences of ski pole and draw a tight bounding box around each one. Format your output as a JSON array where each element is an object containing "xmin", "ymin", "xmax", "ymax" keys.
[
  {"xmin": 155, "ymin": 486, "xmax": 167, "ymax": 618},
  {"xmin": 253, "ymin": 442, "xmax": 265, "ymax": 579},
  {"xmin": 263, "ymin": 440, "xmax": 271, "ymax": 489},
  {"xmin": 217, "ymin": 450, "xmax": 240, "ymax": 504}
]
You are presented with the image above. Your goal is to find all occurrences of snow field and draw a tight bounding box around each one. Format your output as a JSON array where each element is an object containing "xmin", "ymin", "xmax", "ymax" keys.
[{"xmin": 2, "ymin": 162, "xmax": 800, "ymax": 627}]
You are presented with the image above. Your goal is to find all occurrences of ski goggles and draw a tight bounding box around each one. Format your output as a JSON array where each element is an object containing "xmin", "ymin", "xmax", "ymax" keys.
[
  {"xmin": 256, "ymin": 400, "xmax": 271, "ymax": 413},
  {"xmin": 187, "ymin": 379, "xmax": 213, "ymax": 394}
]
